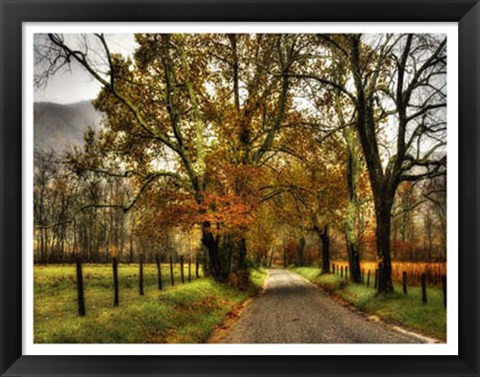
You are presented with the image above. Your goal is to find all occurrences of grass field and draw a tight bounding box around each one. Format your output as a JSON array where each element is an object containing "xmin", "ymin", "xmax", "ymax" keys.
[
  {"xmin": 34, "ymin": 263, "xmax": 266, "ymax": 343},
  {"xmin": 290, "ymin": 267, "xmax": 446, "ymax": 341}
]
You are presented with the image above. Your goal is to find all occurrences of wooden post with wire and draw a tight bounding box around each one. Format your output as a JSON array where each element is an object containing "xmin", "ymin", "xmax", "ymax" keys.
[
  {"xmin": 169, "ymin": 256, "xmax": 175, "ymax": 286},
  {"xmin": 139, "ymin": 253, "xmax": 144, "ymax": 296},
  {"xmin": 76, "ymin": 258, "xmax": 86, "ymax": 316},
  {"xmin": 155, "ymin": 254, "xmax": 163, "ymax": 290},
  {"xmin": 112, "ymin": 257, "xmax": 119, "ymax": 306}
]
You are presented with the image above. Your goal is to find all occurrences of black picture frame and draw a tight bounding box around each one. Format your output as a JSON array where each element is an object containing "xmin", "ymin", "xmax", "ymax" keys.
[{"xmin": 1, "ymin": 0, "xmax": 479, "ymax": 376}]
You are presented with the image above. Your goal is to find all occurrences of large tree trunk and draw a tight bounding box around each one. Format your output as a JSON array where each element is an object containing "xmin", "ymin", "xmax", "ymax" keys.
[
  {"xmin": 236, "ymin": 236, "xmax": 247, "ymax": 270},
  {"xmin": 350, "ymin": 35, "xmax": 395, "ymax": 293},
  {"xmin": 319, "ymin": 226, "xmax": 330, "ymax": 274},
  {"xmin": 375, "ymin": 198, "xmax": 394, "ymax": 293},
  {"xmin": 346, "ymin": 241, "xmax": 362, "ymax": 283},
  {"xmin": 344, "ymin": 131, "xmax": 362, "ymax": 284},
  {"xmin": 201, "ymin": 222, "xmax": 249, "ymax": 289},
  {"xmin": 233, "ymin": 236, "xmax": 249, "ymax": 290},
  {"xmin": 201, "ymin": 222, "xmax": 223, "ymax": 281}
]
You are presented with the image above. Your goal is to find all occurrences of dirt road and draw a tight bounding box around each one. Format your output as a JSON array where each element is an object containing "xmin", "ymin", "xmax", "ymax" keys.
[{"xmin": 213, "ymin": 269, "xmax": 423, "ymax": 343}]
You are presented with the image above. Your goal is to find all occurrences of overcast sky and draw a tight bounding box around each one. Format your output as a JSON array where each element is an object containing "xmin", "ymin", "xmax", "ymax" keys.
[{"xmin": 34, "ymin": 34, "xmax": 137, "ymax": 104}]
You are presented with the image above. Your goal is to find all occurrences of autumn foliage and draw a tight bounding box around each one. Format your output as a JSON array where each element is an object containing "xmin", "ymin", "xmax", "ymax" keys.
[{"xmin": 34, "ymin": 33, "xmax": 447, "ymax": 293}]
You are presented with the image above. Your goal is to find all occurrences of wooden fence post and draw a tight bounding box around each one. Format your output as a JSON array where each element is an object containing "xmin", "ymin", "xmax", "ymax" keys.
[
  {"xmin": 366, "ymin": 270, "xmax": 371, "ymax": 288},
  {"xmin": 421, "ymin": 273, "xmax": 427, "ymax": 304},
  {"xmin": 180, "ymin": 257, "xmax": 185, "ymax": 283},
  {"xmin": 340, "ymin": 266, "xmax": 343, "ymax": 278},
  {"xmin": 402, "ymin": 271, "xmax": 407, "ymax": 295},
  {"xmin": 195, "ymin": 257, "xmax": 200, "ymax": 278},
  {"xmin": 361, "ymin": 269, "xmax": 365, "ymax": 284},
  {"xmin": 188, "ymin": 257, "xmax": 192, "ymax": 282},
  {"xmin": 345, "ymin": 266, "xmax": 349, "ymax": 280},
  {"xmin": 374, "ymin": 269, "xmax": 378, "ymax": 289},
  {"xmin": 112, "ymin": 257, "xmax": 119, "ymax": 306},
  {"xmin": 169, "ymin": 256, "xmax": 175, "ymax": 286},
  {"xmin": 442, "ymin": 275, "xmax": 447, "ymax": 308},
  {"xmin": 155, "ymin": 254, "xmax": 163, "ymax": 290},
  {"xmin": 76, "ymin": 258, "xmax": 86, "ymax": 316},
  {"xmin": 139, "ymin": 254, "xmax": 144, "ymax": 296}
]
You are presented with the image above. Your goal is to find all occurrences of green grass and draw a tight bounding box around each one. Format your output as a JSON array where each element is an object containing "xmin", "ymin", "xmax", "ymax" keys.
[
  {"xmin": 290, "ymin": 266, "xmax": 446, "ymax": 341},
  {"xmin": 34, "ymin": 264, "xmax": 267, "ymax": 343}
]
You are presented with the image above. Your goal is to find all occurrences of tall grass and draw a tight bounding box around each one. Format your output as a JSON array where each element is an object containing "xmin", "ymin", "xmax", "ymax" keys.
[{"xmin": 332, "ymin": 261, "xmax": 446, "ymax": 286}]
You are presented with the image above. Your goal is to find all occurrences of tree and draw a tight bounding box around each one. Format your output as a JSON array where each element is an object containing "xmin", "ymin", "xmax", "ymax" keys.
[
  {"xmin": 324, "ymin": 57, "xmax": 366, "ymax": 283},
  {"xmin": 351, "ymin": 34, "xmax": 446, "ymax": 292},
  {"xmin": 35, "ymin": 33, "xmax": 301, "ymax": 286},
  {"xmin": 289, "ymin": 34, "xmax": 446, "ymax": 292}
]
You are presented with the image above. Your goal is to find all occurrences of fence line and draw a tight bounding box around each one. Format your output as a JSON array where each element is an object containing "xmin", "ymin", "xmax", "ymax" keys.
[{"xmin": 73, "ymin": 256, "xmax": 202, "ymax": 316}]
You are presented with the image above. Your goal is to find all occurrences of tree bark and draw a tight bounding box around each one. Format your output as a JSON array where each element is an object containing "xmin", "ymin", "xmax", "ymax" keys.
[
  {"xmin": 201, "ymin": 222, "xmax": 237, "ymax": 283},
  {"xmin": 201, "ymin": 222, "xmax": 223, "ymax": 281},
  {"xmin": 350, "ymin": 35, "xmax": 395, "ymax": 293},
  {"xmin": 344, "ymin": 125, "xmax": 362, "ymax": 283},
  {"xmin": 201, "ymin": 222, "xmax": 249, "ymax": 288},
  {"xmin": 319, "ymin": 226, "xmax": 330, "ymax": 274},
  {"xmin": 346, "ymin": 241, "xmax": 362, "ymax": 283},
  {"xmin": 375, "ymin": 197, "xmax": 394, "ymax": 293},
  {"xmin": 233, "ymin": 236, "xmax": 249, "ymax": 290},
  {"xmin": 236, "ymin": 236, "xmax": 247, "ymax": 270}
]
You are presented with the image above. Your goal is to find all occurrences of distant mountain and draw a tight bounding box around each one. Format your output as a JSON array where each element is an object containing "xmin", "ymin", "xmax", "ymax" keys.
[{"xmin": 34, "ymin": 100, "xmax": 103, "ymax": 153}]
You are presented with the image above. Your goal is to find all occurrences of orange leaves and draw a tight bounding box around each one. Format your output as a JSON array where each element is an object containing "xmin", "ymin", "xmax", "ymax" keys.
[
  {"xmin": 157, "ymin": 161, "xmax": 262, "ymax": 233},
  {"xmin": 158, "ymin": 190, "xmax": 258, "ymax": 233},
  {"xmin": 205, "ymin": 193, "xmax": 253, "ymax": 221},
  {"xmin": 200, "ymin": 192, "xmax": 257, "ymax": 230}
]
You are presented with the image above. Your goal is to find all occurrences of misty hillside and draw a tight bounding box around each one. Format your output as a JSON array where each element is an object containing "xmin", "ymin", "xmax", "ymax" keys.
[{"xmin": 34, "ymin": 100, "xmax": 102, "ymax": 153}]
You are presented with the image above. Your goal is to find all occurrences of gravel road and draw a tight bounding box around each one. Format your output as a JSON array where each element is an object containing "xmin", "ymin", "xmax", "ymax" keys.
[{"xmin": 213, "ymin": 269, "xmax": 423, "ymax": 343}]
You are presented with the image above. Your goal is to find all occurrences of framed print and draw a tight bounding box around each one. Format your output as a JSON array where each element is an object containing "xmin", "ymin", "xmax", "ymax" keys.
[{"xmin": 1, "ymin": 0, "xmax": 479, "ymax": 376}]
